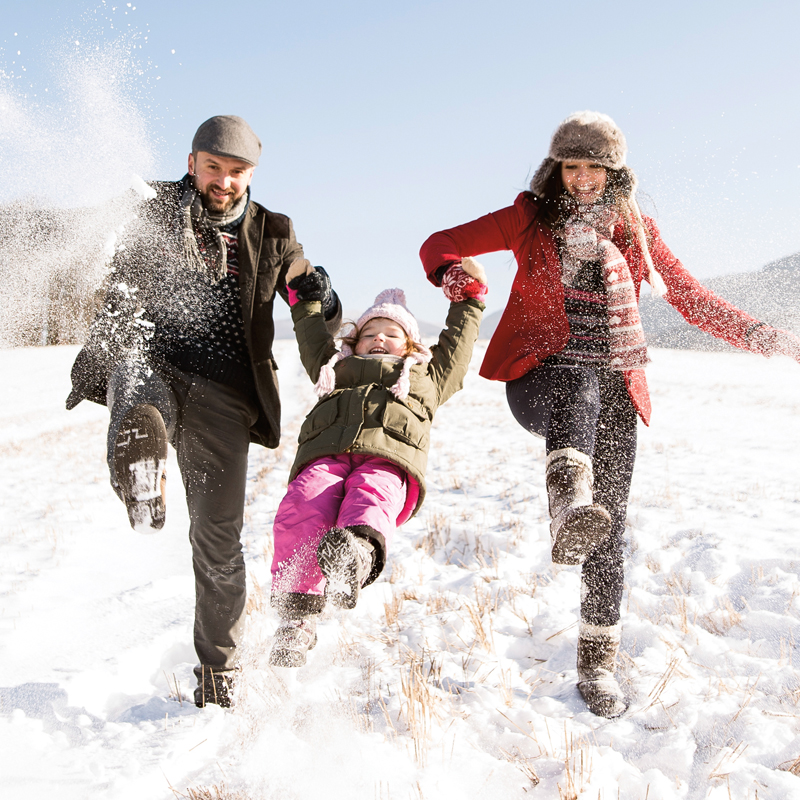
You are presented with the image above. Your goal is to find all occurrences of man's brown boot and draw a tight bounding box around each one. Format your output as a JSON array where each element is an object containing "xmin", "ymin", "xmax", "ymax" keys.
[{"xmin": 113, "ymin": 404, "xmax": 167, "ymax": 532}]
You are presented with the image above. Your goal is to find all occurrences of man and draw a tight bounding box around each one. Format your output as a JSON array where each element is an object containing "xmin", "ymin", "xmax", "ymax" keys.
[{"xmin": 66, "ymin": 115, "xmax": 340, "ymax": 707}]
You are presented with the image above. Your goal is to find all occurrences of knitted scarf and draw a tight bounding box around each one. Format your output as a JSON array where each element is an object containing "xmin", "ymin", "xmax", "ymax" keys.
[
  {"xmin": 177, "ymin": 176, "xmax": 250, "ymax": 282},
  {"xmin": 560, "ymin": 204, "xmax": 649, "ymax": 370}
]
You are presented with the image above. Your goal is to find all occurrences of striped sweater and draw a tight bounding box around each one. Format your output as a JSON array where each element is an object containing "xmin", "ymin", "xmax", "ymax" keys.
[{"xmin": 546, "ymin": 259, "xmax": 611, "ymax": 367}]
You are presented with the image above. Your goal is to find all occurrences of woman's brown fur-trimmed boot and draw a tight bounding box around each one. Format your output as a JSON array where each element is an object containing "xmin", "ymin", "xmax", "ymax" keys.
[
  {"xmin": 546, "ymin": 448, "xmax": 612, "ymax": 565},
  {"xmin": 576, "ymin": 622, "xmax": 627, "ymax": 718}
]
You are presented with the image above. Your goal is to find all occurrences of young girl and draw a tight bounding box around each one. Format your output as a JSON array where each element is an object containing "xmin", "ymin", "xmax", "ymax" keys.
[{"xmin": 268, "ymin": 261, "xmax": 487, "ymax": 667}]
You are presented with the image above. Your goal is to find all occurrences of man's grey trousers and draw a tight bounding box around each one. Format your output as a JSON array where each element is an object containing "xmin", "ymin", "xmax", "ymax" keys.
[{"xmin": 107, "ymin": 359, "xmax": 259, "ymax": 673}]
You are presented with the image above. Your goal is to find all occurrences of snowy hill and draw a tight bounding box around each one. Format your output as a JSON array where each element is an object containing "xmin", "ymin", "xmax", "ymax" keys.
[{"xmin": 3, "ymin": 342, "xmax": 800, "ymax": 799}]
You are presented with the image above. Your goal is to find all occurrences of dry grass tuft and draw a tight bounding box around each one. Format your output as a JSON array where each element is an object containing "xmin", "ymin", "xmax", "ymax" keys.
[
  {"xmin": 170, "ymin": 783, "xmax": 251, "ymax": 800},
  {"xmin": 245, "ymin": 573, "xmax": 268, "ymax": 617},
  {"xmin": 387, "ymin": 560, "xmax": 405, "ymax": 584},
  {"xmin": 699, "ymin": 597, "xmax": 742, "ymax": 636},
  {"xmin": 663, "ymin": 571, "xmax": 697, "ymax": 634},
  {"xmin": 384, "ymin": 591, "xmax": 405, "ymax": 627},
  {"xmin": 459, "ymin": 598, "xmax": 493, "ymax": 653},
  {"xmin": 500, "ymin": 746, "xmax": 540, "ymax": 787},
  {"xmin": 781, "ymin": 753, "xmax": 800, "ymax": 776},
  {"xmin": 557, "ymin": 728, "xmax": 593, "ymax": 800},
  {"xmin": 642, "ymin": 658, "xmax": 683, "ymax": 712},
  {"xmin": 399, "ymin": 658, "xmax": 433, "ymax": 766},
  {"xmin": 708, "ymin": 741, "xmax": 749, "ymax": 781},
  {"xmin": 417, "ymin": 512, "xmax": 451, "ymax": 556},
  {"xmin": 425, "ymin": 589, "xmax": 454, "ymax": 615},
  {"xmin": 163, "ymin": 671, "xmax": 187, "ymax": 705}
]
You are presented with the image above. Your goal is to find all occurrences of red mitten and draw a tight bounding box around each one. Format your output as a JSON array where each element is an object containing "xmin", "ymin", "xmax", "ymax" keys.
[{"xmin": 442, "ymin": 259, "xmax": 488, "ymax": 302}]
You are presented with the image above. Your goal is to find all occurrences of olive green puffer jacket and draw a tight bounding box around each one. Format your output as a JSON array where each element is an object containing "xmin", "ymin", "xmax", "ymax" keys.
[{"xmin": 289, "ymin": 297, "xmax": 484, "ymax": 518}]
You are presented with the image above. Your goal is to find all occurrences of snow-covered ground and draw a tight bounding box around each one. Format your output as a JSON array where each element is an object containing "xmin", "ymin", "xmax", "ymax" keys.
[{"xmin": 2, "ymin": 342, "xmax": 800, "ymax": 799}]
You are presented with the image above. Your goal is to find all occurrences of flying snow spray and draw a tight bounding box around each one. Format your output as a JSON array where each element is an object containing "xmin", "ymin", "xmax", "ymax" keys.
[{"xmin": 0, "ymin": 25, "xmax": 158, "ymax": 347}]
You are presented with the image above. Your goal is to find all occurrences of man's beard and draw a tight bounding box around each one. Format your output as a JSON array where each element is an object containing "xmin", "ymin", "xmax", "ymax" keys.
[{"xmin": 197, "ymin": 183, "xmax": 244, "ymax": 215}]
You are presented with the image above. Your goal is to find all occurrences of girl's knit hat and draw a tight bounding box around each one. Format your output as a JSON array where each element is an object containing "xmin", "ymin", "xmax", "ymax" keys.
[{"xmin": 314, "ymin": 289, "xmax": 433, "ymax": 399}]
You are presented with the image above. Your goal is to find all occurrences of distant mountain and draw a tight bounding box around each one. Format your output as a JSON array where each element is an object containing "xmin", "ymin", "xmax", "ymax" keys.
[
  {"xmin": 481, "ymin": 309, "xmax": 502, "ymax": 340},
  {"xmin": 475, "ymin": 252, "xmax": 800, "ymax": 350},
  {"xmin": 639, "ymin": 251, "xmax": 800, "ymax": 351}
]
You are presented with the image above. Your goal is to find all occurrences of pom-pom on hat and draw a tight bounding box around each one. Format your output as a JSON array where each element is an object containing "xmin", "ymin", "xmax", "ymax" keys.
[
  {"xmin": 313, "ymin": 289, "xmax": 433, "ymax": 400},
  {"xmin": 530, "ymin": 111, "xmax": 628, "ymax": 197}
]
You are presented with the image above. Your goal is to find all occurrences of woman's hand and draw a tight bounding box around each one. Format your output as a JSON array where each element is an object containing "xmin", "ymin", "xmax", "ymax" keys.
[
  {"xmin": 442, "ymin": 258, "xmax": 488, "ymax": 302},
  {"xmin": 748, "ymin": 325, "xmax": 800, "ymax": 364}
]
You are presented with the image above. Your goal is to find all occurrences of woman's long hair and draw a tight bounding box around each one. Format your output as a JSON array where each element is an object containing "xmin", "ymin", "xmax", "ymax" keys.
[{"xmin": 534, "ymin": 162, "xmax": 634, "ymax": 235}]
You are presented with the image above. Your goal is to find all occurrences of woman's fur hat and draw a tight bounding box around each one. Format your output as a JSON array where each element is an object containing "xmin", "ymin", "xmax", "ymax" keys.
[{"xmin": 530, "ymin": 111, "xmax": 629, "ymax": 197}]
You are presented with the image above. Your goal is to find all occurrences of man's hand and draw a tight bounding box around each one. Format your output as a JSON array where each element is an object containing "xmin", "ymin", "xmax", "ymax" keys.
[
  {"xmin": 286, "ymin": 257, "xmax": 312, "ymax": 284},
  {"xmin": 288, "ymin": 265, "xmax": 334, "ymax": 310}
]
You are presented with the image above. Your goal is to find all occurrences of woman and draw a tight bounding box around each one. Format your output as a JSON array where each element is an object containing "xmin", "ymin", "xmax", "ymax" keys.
[{"xmin": 419, "ymin": 111, "xmax": 800, "ymax": 718}]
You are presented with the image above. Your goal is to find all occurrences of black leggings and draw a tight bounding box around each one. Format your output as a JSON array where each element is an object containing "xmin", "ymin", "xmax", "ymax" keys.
[{"xmin": 506, "ymin": 365, "xmax": 638, "ymax": 627}]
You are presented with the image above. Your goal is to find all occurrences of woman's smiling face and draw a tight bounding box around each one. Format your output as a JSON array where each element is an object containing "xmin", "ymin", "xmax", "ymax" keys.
[
  {"xmin": 354, "ymin": 318, "xmax": 409, "ymax": 356},
  {"xmin": 561, "ymin": 160, "xmax": 608, "ymax": 204}
]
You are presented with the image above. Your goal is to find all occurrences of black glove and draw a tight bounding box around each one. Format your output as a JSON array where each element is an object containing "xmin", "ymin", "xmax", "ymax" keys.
[{"xmin": 288, "ymin": 266, "xmax": 336, "ymax": 316}]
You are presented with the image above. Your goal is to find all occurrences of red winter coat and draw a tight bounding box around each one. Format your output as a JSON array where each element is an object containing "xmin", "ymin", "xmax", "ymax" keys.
[{"xmin": 420, "ymin": 192, "xmax": 764, "ymax": 425}]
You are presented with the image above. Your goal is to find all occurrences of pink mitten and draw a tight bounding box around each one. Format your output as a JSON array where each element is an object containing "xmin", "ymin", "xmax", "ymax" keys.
[{"xmin": 442, "ymin": 257, "xmax": 488, "ymax": 302}]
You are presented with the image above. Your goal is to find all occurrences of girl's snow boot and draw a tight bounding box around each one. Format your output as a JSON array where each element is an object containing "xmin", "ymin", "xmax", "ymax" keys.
[
  {"xmin": 316, "ymin": 527, "xmax": 375, "ymax": 609},
  {"xmin": 576, "ymin": 623, "xmax": 627, "ymax": 718},
  {"xmin": 268, "ymin": 617, "xmax": 318, "ymax": 668},
  {"xmin": 546, "ymin": 447, "xmax": 611, "ymax": 565}
]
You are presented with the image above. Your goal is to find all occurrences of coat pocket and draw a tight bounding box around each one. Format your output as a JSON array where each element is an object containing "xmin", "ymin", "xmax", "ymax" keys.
[
  {"xmin": 297, "ymin": 392, "xmax": 341, "ymax": 444},
  {"xmin": 256, "ymin": 256, "xmax": 282, "ymax": 302},
  {"xmin": 382, "ymin": 397, "xmax": 430, "ymax": 449}
]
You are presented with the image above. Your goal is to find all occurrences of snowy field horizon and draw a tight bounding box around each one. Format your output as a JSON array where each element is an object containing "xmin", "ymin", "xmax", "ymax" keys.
[{"xmin": 3, "ymin": 341, "xmax": 800, "ymax": 799}]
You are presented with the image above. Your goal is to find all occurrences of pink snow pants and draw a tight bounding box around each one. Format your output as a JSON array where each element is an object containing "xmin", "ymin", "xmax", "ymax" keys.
[{"xmin": 271, "ymin": 454, "xmax": 419, "ymax": 596}]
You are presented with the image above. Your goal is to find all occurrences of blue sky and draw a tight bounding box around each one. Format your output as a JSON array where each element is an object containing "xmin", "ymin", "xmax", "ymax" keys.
[{"xmin": 2, "ymin": 0, "xmax": 799, "ymax": 323}]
